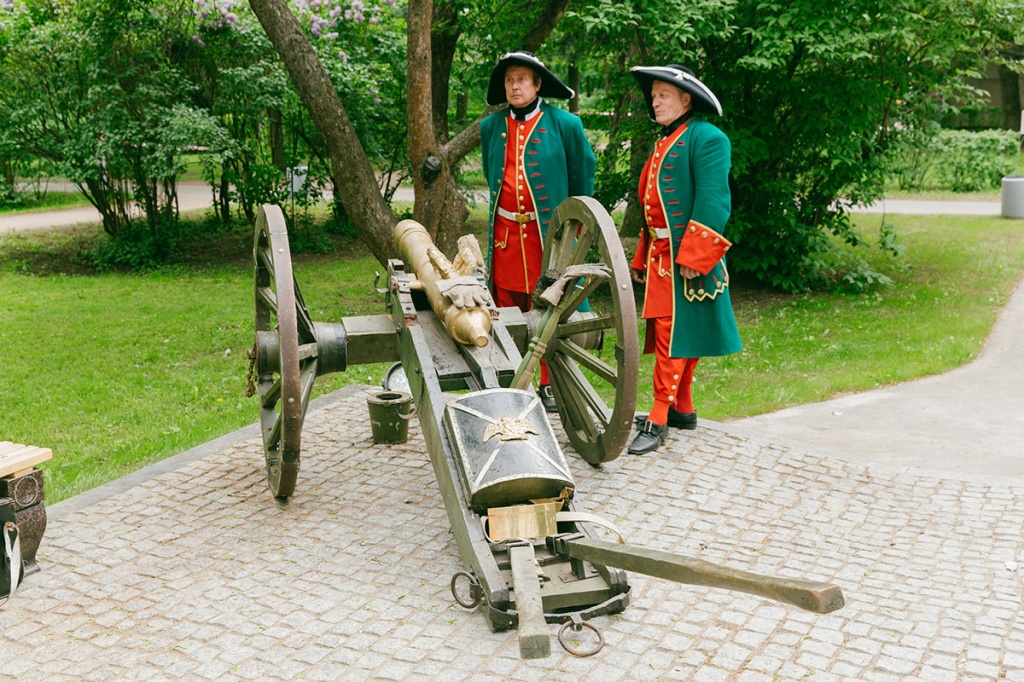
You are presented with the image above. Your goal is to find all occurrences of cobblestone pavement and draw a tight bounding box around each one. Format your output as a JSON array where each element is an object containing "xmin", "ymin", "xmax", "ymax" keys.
[{"xmin": 2, "ymin": 389, "xmax": 1023, "ymax": 681}]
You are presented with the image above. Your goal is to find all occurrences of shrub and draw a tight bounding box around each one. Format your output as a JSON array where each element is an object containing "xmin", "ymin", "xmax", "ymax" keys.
[
  {"xmin": 935, "ymin": 129, "xmax": 1019, "ymax": 192},
  {"xmin": 885, "ymin": 120, "xmax": 944, "ymax": 191},
  {"xmin": 87, "ymin": 221, "xmax": 179, "ymax": 271}
]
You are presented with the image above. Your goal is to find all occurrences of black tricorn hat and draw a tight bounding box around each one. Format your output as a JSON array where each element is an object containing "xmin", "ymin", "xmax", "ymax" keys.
[
  {"xmin": 630, "ymin": 64, "xmax": 723, "ymax": 118},
  {"xmin": 486, "ymin": 51, "xmax": 575, "ymax": 106}
]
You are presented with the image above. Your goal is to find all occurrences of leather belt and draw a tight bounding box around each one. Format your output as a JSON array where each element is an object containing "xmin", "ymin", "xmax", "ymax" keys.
[
  {"xmin": 497, "ymin": 207, "xmax": 537, "ymax": 224},
  {"xmin": 648, "ymin": 227, "xmax": 669, "ymax": 240}
]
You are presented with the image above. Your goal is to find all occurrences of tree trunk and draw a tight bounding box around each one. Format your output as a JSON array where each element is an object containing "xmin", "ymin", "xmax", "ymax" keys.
[
  {"xmin": 519, "ymin": 0, "xmax": 572, "ymax": 51},
  {"xmin": 999, "ymin": 63, "xmax": 1022, "ymax": 132},
  {"xmin": 455, "ymin": 91, "xmax": 468, "ymax": 129},
  {"xmin": 430, "ymin": 1, "xmax": 460, "ymax": 145},
  {"xmin": 268, "ymin": 107, "xmax": 287, "ymax": 172},
  {"xmin": 249, "ymin": 0, "xmax": 571, "ymax": 261},
  {"xmin": 218, "ymin": 172, "xmax": 230, "ymax": 224},
  {"xmin": 83, "ymin": 178, "xmax": 121, "ymax": 238},
  {"xmin": 407, "ymin": 0, "xmax": 466, "ymax": 256},
  {"xmin": 568, "ymin": 63, "xmax": 580, "ymax": 115},
  {"xmin": 608, "ymin": 46, "xmax": 648, "ymax": 238},
  {"xmin": 248, "ymin": 0, "xmax": 397, "ymax": 265},
  {"xmin": 0, "ymin": 157, "xmax": 13, "ymax": 187}
]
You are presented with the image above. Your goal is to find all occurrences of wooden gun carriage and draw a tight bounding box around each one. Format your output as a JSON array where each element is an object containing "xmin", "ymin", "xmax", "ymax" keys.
[{"xmin": 246, "ymin": 197, "xmax": 844, "ymax": 658}]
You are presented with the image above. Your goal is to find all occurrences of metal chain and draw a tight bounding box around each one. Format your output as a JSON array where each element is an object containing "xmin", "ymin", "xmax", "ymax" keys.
[{"xmin": 245, "ymin": 342, "xmax": 258, "ymax": 398}]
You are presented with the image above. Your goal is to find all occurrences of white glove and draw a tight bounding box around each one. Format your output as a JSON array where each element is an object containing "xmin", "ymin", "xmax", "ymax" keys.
[{"xmin": 539, "ymin": 264, "xmax": 611, "ymax": 307}]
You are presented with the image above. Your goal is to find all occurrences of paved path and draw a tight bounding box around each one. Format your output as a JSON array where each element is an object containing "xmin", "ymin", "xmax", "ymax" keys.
[
  {"xmin": 2, "ymin": 196, "xmax": 1023, "ymax": 679},
  {"xmin": 1, "ymin": 187, "xmax": 1006, "ymax": 236},
  {"xmin": 0, "ymin": 183, "xmax": 216, "ymax": 234},
  {"xmin": 729, "ymin": 276, "xmax": 1024, "ymax": 480},
  {"xmin": 0, "ymin": 184, "xmax": 473, "ymax": 235},
  {"xmin": 0, "ymin": 388, "xmax": 1021, "ymax": 681},
  {"xmin": 848, "ymin": 198, "xmax": 1002, "ymax": 215}
]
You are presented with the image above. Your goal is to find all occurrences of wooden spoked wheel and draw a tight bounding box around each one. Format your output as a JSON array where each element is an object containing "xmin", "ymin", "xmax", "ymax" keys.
[
  {"xmin": 252, "ymin": 205, "xmax": 318, "ymax": 499},
  {"xmin": 541, "ymin": 197, "xmax": 639, "ymax": 465}
]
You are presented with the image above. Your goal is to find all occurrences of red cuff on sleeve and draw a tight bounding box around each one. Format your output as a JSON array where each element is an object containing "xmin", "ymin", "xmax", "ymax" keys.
[{"xmin": 675, "ymin": 221, "xmax": 732, "ymax": 274}]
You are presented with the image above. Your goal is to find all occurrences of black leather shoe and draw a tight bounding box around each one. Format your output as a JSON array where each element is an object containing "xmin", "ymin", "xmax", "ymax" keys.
[
  {"xmin": 538, "ymin": 384, "xmax": 557, "ymax": 413},
  {"xmin": 634, "ymin": 408, "xmax": 697, "ymax": 430},
  {"xmin": 627, "ymin": 420, "xmax": 667, "ymax": 455}
]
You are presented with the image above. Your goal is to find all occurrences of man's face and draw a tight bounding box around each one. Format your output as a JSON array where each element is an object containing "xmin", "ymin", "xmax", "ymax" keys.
[
  {"xmin": 651, "ymin": 81, "xmax": 690, "ymax": 126},
  {"xmin": 505, "ymin": 65, "xmax": 540, "ymax": 108}
]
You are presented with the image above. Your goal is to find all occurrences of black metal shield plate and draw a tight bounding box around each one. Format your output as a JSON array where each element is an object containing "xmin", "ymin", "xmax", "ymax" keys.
[{"xmin": 443, "ymin": 389, "xmax": 575, "ymax": 511}]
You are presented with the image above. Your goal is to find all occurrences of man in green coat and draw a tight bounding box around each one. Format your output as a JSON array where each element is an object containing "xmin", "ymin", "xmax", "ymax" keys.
[
  {"xmin": 627, "ymin": 64, "xmax": 742, "ymax": 455},
  {"xmin": 480, "ymin": 51, "xmax": 596, "ymax": 412}
]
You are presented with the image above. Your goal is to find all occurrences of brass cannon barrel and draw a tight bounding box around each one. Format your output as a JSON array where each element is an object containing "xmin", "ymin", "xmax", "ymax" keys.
[{"xmin": 394, "ymin": 219, "xmax": 492, "ymax": 347}]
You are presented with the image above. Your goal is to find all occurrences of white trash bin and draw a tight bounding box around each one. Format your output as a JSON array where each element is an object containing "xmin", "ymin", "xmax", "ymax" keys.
[{"xmin": 1002, "ymin": 175, "xmax": 1024, "ymax": 219}]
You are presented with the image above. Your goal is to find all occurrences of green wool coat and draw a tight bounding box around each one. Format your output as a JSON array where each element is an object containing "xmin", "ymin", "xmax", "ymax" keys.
[
  {"xmin": 653, "ymin": 116, "xmax": 742, "ymax": 358},
  {"xmin": 480, "ymin": 101, "xmax": 596, "ymax": 274}
]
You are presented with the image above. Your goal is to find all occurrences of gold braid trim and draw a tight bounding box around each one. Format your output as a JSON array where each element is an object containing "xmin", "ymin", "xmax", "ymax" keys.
[{"xmin": 683, "ymin": 265, "xmax": 729, "ymax": 302}]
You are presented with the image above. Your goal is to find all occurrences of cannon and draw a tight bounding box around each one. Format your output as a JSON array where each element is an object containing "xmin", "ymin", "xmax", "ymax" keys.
[{"xmin": 246, "ymin": 197, "xmax": 844, "ymax": 658}]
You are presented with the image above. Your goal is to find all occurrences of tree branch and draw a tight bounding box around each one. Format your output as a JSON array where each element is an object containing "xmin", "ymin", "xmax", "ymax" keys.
[
  {"xmin": 248, "ymin": 0, "xmax": 397, "ymax": 264},
  {"xmin": 441, "ymin": 0, "xmax": 571, "ymax": 164},
  {"xmin": 520, "ymin": 0, "xmax": 573, "ymax": 52},
  {"xmin": 441, "ymin": 106, "xmax": 501, "ymax": 164}
]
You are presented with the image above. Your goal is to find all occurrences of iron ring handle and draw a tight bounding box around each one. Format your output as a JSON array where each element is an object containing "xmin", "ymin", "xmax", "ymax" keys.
[
  {"xmin": 450, "ymin": 571, "xmax": 482, "ymax": 609},
  {"xmin": 557, "ymin": 619, "xmax": 604, "ymax": 657}
]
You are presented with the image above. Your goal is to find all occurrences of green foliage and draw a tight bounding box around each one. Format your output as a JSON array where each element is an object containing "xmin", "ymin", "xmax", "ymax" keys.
[
  {"xmin": 568, "ymin": 0, "xmax": 1008, "ymax": 292},
  {"xmin": 182, "ymin": 1, "xmax": 410, "ymax": 219},
  {"xmin": 934, "ymin": 129, "xmax": 1019, "ymax": 192},
  {"xmin": 711, "ymin": 0, "xmax": 1003, "ymax": 291},
  {"xmin": 0, "ymin": 0, "xmax": 229, "ymax": 241},
  {"xmin": 885, "ymin": 127, "xmax": 1021, "ymax": 192},
  {"xmin": 86, "ymin": 221, "xmax": 179, "ymax": 270}
]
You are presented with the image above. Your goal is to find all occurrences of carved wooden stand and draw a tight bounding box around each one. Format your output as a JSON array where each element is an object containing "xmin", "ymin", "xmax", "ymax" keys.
[{"xmin": 0, "ymin": 442, "xmax": 52, "ymax": 576}]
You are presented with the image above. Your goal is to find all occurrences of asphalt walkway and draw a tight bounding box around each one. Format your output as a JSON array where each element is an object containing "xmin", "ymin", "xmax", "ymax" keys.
[
  {"xmin": 729, "ymin": 274, "xmax": 1024, "ymax": 480},
  {"xmin": 0, "ymin": 183, "xmax": 216, "ymax": 234},
  {"xmin": 0, "ymin": 198, "xmax": 1022, "ymax": 680}
]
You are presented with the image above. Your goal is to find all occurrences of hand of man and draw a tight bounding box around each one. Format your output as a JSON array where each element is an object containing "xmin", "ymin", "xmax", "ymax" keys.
[
  {"xmin": 631, "ymin": 268, "xmax": 646, "ymax": 284},
  {"xmin": 679, "ymin": 265, "xmax": 701, "ymax": 280}
]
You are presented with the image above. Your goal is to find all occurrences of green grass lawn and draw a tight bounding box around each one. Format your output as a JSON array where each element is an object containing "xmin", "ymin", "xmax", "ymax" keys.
[{"xmin": 2, "ymin": 211, "xmax": 1023, "ymax": 503}]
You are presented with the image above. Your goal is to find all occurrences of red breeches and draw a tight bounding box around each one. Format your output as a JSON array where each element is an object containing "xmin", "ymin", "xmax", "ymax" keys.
[{"xmin": 651, "ymin": 316, "xmax": 699, "ymax": 412}]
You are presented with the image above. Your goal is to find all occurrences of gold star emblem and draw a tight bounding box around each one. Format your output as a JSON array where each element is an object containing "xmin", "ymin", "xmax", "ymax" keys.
[{"xmin": 483, "ymin": 417, "xmax": 538, "ymax": 442}]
